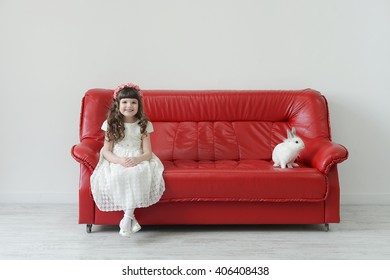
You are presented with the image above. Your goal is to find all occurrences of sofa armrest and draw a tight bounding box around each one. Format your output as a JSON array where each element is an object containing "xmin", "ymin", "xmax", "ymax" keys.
[
  {"xmin": 71, "ymin": 139, "xmax": 102, "ymax": 172},
  {"xmin": 300, "ymin": 139, "xmax": 349, "ymax": 174}
]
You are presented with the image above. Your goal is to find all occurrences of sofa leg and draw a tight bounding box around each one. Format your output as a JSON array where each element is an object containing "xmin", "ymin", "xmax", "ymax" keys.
[
  {"xmin": 86, "ymin": 224, "xmax": 92, "ymax": 233},
  {"xmin": 324, "ymin": 223, "xmax": 329, "ymax": 232}
]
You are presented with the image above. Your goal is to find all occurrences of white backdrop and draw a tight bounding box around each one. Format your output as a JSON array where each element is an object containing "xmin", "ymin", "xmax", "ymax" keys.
[{"xmin": 0, "ymin": 0, "xmax": 389, "ymax": 204}]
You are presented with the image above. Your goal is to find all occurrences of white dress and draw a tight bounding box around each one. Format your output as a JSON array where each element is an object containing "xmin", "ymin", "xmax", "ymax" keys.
[{"xmin": 90, "ymin": 120, "xmax": 165, "ymax": 211}]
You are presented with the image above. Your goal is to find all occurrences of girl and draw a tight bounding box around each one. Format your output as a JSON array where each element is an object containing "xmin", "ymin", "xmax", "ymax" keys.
[{"xmin": 90, "ymin": 83, "xmax": 165, "ymax": 237}]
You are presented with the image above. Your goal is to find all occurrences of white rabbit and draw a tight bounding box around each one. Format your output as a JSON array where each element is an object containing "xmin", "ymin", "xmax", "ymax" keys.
[{"xmin": 272, "ymin": 127, "xmax": 305, "ymax": 169}]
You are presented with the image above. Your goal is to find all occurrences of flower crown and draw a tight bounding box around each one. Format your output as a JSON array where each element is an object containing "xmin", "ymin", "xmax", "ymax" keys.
[{"xmin": 113, "ymin": 83, "xmax": 141, "ymax": 99}]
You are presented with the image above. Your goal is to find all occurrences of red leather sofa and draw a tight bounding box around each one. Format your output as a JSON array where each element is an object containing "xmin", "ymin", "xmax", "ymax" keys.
[{"xmin": 71, "ymin": 88, "xmax": 348, "ymax": 232}]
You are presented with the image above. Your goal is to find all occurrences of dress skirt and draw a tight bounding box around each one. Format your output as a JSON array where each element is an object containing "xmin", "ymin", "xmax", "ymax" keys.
[{"xmin": 90, "ymin": 144, "xmax": 165, "ymax": 212}]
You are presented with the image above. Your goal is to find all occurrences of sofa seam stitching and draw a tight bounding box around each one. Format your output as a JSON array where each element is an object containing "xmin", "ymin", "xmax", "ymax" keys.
[
  {"xmin": 231, "ymin": 121, "xmax": 240, "ymax": 161},
  {"xmin": 172, "ymin": 122, "xmax": 180, "ymax": 163}
]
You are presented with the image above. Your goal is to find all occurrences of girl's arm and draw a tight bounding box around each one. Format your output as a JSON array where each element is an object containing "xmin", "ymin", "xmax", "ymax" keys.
[
  {"xmin": 102, "ymin": 139, "xmax": 131, "ymax": 167},
  {"xmin": 141, "ymin": 133, "xmax": 153, "ymax": 161},
  {"xmin": 128, "ymin": 133, "xmax": 153, "ymax": 167}
]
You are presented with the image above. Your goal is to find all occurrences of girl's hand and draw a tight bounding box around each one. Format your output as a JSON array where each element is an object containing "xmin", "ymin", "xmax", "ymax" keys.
[
  {"xmin": 119, "ymin": 157, "xmax": 141, "ymax": 168},
  {"xmin": 127, "ymin": 157, "xmax": 141, "ymax": 167},
  {"xmin": 118, "ymin": 157, "xmax": 132, "ymax": 168}
]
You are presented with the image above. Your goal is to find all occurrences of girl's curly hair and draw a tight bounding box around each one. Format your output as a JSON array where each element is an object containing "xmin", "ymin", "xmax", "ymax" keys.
[{"xmin": 105, "ymin": 86, "xmax": 149, "ymax": 143}]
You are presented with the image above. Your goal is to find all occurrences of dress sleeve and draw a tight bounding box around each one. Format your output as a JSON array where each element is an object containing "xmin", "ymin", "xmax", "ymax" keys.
[
  {"xmin": 146, "ymin": 121, "xmax": 154, "ymax": 133},
  {"xmin": 101, "ymin": 120, "xmax": 108, "ymax": 131}
]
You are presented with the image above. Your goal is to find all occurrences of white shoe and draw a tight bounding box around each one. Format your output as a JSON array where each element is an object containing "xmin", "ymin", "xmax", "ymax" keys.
[
  {"xmin": 119, "ymin": 217, "xmax": 132, "ymax": 237},
  {"xmin": 131, "ymin": 216, "xmax": 141, "ymax": 233}
]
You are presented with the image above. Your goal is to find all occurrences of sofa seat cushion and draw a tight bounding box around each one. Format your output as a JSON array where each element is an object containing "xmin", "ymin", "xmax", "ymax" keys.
[{"xmin": 160, "ymin": 160, "xmax": 327, "ymax": 203}]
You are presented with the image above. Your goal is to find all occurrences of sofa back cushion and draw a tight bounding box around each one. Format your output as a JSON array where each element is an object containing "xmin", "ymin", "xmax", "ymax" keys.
[{"xmin": 79, "ymin": 89, "xmax": 331, "ymax": 161}]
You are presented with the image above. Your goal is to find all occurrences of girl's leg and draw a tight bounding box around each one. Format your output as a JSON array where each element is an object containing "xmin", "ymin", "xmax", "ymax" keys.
[
  {"xmin": 119, "ymin": 208, "xmax": 141, "ymax": 236},
  {"xmin": 131, "ymin": 210, "xmax": 141, "ymax": 233},
  {"xmin": 124, "ymin": 208, "xmax": 134, "ymax": 218},
  {"xmin": 119, "ymin": 208, "xmax": 134, "ymax": 237},
  {"xmin": 126, "ymin": 208, "xmax": 141, "ymax": 233}
]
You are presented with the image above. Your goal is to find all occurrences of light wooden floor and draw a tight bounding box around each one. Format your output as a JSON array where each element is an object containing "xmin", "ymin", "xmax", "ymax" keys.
[{"xmin": 0, "ymin": 204, "xmax": 389, "ymax": 260}]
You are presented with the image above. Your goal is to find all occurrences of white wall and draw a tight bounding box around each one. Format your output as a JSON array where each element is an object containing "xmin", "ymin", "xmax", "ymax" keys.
[{"xmin": 1, "ymin": 0, "xmax": 389, "ymax": 204}]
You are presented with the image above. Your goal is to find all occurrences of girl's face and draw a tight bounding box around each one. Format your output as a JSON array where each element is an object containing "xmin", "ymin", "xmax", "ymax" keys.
[{"xmin": 119, "ymin": 98, "xmax": 139, "ymax": 122}]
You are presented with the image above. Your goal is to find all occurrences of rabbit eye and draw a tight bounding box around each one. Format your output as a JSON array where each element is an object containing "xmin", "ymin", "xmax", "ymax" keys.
[{"xmin": 295, "ymin": 141, "xmax": 299, "ymax": 144}]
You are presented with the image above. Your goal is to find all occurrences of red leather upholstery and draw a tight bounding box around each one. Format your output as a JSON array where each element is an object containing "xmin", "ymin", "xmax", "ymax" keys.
[{"xmin": 71, "ymin": 88, "xmax": 348, "ymax": 226}]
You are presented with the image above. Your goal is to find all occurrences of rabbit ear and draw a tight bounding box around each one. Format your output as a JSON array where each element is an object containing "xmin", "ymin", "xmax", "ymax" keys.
[
  {"xmin": 291, "ymin": 127, "xmax": 296, "ymax": 136},
  {"xmin": 287, "ymin": 129, "xmax": 293, "ymax": 139}
]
